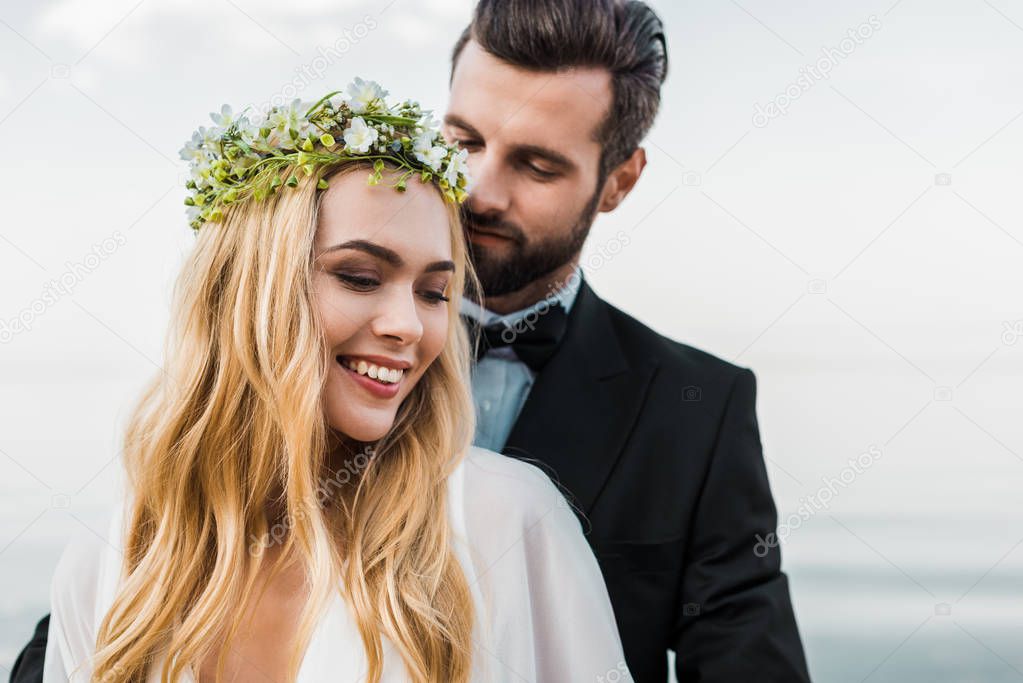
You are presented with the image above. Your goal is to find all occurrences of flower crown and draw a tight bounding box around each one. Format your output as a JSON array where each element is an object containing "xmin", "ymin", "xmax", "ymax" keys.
[{"xmin": 178, "ymin": 78, "xmax": 472, "ymax": 231}]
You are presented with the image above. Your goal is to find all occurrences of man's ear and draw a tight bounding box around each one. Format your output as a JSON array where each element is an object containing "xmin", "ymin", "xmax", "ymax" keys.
[{"xmin": 598, "ymin": 147, "xmax": 647, "ymax": 213}]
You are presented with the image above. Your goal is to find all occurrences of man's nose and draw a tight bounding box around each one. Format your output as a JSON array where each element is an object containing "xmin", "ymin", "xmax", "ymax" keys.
[{"xmin": 465, "ymin": 151, "xmax": 511, "ymax": 216}]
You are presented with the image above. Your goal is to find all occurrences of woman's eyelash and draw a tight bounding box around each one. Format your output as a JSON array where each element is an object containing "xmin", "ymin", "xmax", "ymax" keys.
[
  {"xmin": 335, "ymin": 273, "xmax": 378, "ymax": 289},
  {"xmin": 334, "ymin": 273, "xmax": 449, "ymax": 303}
]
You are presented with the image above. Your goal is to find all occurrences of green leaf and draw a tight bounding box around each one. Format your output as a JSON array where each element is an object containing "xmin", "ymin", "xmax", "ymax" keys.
[
  {"xmin": 320, "ymin": 133, "xmax": 335, "ymax": 147},
  {"xmin": 303, "ymin": 90, "xmax": 344, "ymax": 119},
  {"xmin": 286, "ymin": 174, "xmax": 299, "ymax": 187},
  {"xmin": 373, "ymin": 159, "xmax": 385, "ymax": 172},
  {"xmin": 317, "ymin": 178, "xmax": 329, "ymax": 190}
]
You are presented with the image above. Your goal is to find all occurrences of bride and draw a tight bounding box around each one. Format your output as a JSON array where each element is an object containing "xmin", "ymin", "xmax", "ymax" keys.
[{"xmin": 43, "ymin": 79, "xmax": 629, "ymax": 682}]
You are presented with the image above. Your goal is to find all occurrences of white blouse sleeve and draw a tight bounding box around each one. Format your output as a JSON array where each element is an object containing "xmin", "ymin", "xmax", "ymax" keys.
[
  {"xmin": 456, "ymin": 447, "xmax": 632, "ymax": 683},
  {"xmin": 42, "ymin": 528, "xmax": 109, "ymax": 682}
]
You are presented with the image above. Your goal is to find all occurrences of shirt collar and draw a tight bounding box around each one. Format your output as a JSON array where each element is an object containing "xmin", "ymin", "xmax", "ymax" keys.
[{"xmin": 460, "ymin": 265, "xmax": 583, "ymax": 327}]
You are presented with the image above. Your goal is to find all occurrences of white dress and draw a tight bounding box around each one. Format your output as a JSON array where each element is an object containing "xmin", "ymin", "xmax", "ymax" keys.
[{"xmin": 42, "ymin": 446, "xmax": 631, "ymax": 682}]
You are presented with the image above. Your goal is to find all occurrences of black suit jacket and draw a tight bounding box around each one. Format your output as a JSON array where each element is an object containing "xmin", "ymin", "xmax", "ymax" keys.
[
  {"xmin": 10, "ymin": 278, "xmax": 810, "ymax": 683},
  {"xmin": 497, "ymin": 278, "xmax": 810, "ymax": 682}
]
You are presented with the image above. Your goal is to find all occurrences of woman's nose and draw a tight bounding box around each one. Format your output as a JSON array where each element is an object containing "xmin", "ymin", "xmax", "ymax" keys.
[{"xmin": 370, "ymin": 287, "xmax": 424, "ymax": 345}]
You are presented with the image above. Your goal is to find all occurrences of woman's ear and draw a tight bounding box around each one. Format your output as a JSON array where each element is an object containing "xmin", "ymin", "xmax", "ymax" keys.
[{"xmin": 598, "ymin": 148, "xmax": 647, "ymax": 213}]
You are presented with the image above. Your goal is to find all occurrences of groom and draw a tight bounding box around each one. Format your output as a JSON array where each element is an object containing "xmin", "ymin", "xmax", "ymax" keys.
[
  {"xmin": 9, "ymin": 1, "xmax": 810, "ymax": 681},
  {"xmin": 449, "ymin": 1, "xmax": 810, "ymax": 682}
]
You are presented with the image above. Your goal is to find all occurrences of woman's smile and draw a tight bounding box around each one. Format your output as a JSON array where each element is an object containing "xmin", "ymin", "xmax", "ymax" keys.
[{"xmin": 337, "ymin": 354, "xmax": 411, "ymax": 399}]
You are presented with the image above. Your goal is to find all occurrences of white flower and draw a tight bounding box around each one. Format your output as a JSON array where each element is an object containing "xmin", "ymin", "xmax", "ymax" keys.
[
  {"xmin": 412, "ymin": 127, "xmax": 437, "ymax": 146},
  {"xmin": 209, "ymin": 104, "xmax": 236, "ymax": 129},
  {"xmin": 269, "ymin": 99, "xmax": 303, "ymax": 133},
  {"xmin": 346, "ymin": 77, "xmax": 388, "ymax": 114},
  {"xmin": 444, "ymin": 148, "xmax": 471, "ymax": 189},
  {"xmin": 412, "ymin": 130, "xmax": 447, "ymax": 171},
  {"xmin": 420, "ymin": 145, "xmax": 449, "ymax": 172},
  {"xmin": 343, "ymin": 117, "xmax": 379, "ymax": 154},
  {"xmin": 417, "ymin": 113, "xmax": 442, "ymax": 138},
  {"xmin": 191, "ymin": 158, "xmax": 214, "ymax": 189},
  {"xmin": 190, "ymin": 126, "xmax": 222, "ymax": 157},
  {"xmin": 245, "ymin": 107, "xmax": 270, "ymax": 131},
  {"xmin": 179, "ymin": 129, "xmax": 205, "ymax": 162}
]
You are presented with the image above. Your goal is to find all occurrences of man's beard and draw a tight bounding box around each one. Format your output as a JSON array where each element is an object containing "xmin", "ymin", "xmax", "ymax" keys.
[{"xmin": 462, "ymin": 187, "xmax": 602, "ymax": 298}]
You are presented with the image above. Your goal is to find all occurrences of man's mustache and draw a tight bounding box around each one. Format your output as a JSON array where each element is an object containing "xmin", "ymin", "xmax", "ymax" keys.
[{"xmin": 461, "ymin": 209, "xmax": 526, "ymax": 246}]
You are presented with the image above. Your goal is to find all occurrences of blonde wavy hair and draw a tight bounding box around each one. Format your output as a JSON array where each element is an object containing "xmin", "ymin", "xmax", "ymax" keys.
[{"xmin": 91, "ymin": 161, "xmax": 479, "ymax": 682}]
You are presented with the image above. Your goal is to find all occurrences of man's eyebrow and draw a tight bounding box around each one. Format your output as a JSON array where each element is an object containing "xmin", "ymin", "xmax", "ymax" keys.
[
  {"xmin": 445, "ymin": 114, "xmax": 574, "ymax": 171},
  {"xmin": 512, "ymin": 143, "xmax": 574, "ymax": 171},
  {"xmin": 443, "ymin": 114, "xmax": 482, "ymax": 139},
  {"xmin": 322, "ymin": 239, "xmax": 455, "ymax": 273}
]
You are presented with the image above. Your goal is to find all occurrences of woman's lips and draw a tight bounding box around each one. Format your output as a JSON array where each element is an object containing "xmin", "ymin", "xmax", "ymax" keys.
[{"xmin": 337, "ymin": 357, "xmax": 402, "ymax": 399}]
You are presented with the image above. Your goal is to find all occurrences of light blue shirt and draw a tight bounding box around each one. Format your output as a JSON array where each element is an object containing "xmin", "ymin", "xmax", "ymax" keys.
[{"xmin": 461, "ymin": 266, "xmax": 583, "ymax": 452}]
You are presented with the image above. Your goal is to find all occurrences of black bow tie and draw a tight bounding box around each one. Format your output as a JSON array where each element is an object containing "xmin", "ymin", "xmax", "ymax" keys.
[{"xmin": 461, "ymin": 303, "xmax": 569, "ymax": 372}]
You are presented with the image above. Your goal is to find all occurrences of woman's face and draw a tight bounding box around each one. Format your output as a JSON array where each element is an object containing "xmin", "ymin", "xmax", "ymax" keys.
[{"xmin": 312, "ymin": 170, "xmax": 455, "ymax": 442}]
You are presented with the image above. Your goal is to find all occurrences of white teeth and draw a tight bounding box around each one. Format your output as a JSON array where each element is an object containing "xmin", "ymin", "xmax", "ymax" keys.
[{"xmin": 341, "ymin": 357, "xmax": 404, "ymax": 385}]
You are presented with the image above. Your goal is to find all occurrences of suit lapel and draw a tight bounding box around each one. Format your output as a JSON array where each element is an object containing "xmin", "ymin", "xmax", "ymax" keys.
[{"xmin": 501, "ymin": 278, "xmax": 658, "ymax": 516}]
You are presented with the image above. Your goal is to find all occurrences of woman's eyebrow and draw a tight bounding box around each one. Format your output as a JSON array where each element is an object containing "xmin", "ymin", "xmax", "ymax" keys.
[
  {"xmin": 324, "ymin": 239, "xmax": 401, "ymax": 265},
  {"xmin": 323, "ymin": 239, "xmax": 454, "ymax": 273},
  {"xmin": 425, "ymin": 261, "xmax": 456, "ymax": 273}
]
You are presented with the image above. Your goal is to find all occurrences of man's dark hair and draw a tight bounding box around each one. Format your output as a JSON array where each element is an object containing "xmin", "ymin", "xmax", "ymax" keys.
[{"xmin": 451, "ymin": 0, "xmax": 669, "ymax": 181}]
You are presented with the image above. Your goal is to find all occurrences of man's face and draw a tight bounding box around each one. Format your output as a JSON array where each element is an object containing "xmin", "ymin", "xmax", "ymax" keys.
[{"xmin": 445, "ymin": 40, "xmax": 613, "ymax": 298}]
